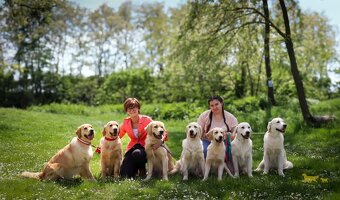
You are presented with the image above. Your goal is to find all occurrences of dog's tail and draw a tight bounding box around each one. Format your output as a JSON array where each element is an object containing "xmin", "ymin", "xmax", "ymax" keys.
[
  {"xmin": 21, "ymin": 171, "xmax": 42, "ymax": 180},
  {"xmin": 169, "ymin": 161, "xmax": 181, "ymax": 175}
]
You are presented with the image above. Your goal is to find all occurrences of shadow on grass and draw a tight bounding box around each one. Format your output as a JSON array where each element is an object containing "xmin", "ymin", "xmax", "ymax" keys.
[{"xmin": 54, "ymin": 177, "xmax": 83, "ymax": 188}]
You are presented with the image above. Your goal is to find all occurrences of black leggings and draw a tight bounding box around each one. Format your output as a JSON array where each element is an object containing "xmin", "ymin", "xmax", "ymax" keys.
[{"xmin": 120, "ymin": 143, "xmax": 147, "ymax": 178}]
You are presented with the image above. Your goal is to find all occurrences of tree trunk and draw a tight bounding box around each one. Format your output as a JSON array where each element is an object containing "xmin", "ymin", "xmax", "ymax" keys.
[
  {"xmin": 263, "ymin": 0, "xmax": 276, "ymax": 106},
  {"xmin": 279, "ymin": 0, "xmax": 315, "ymax": 123}
]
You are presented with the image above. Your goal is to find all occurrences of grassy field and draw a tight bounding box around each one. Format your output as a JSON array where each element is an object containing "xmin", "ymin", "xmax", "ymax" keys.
[{"xmin": 0, "ymin": 99, "xmax": 339, "ymax": 199}]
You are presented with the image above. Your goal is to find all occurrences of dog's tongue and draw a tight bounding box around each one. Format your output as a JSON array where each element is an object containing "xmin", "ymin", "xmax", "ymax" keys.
[{"xmin": 87, "ymin": 134, "xmax": 94, "ymax": 140}]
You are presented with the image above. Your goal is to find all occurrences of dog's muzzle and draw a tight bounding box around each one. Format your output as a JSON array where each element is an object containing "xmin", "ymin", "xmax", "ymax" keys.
[
  {"xmin": 85, "ymin": 129, "xmax": 95, "ymax": 140},
  {"xmin": 276, "ymin": 124, "xmax": 287, "ymax": 133},
  {"xmin": 153, "ymin": 132, "xmax": 163, "ymax": 139},
  {"xmin": 242, "ymin": 131, "xmax": 250, "ymax": 139},
  {"xmin": 215, "ymin": 136, "xmax": 223, "ymax": 143},
  {"xmin": 110, "ymin": 128, "xmax": 118, "ymax": 136},
  {"xmin": 189, "ymin": 130, "xmax": 196, "ymax": 138}
]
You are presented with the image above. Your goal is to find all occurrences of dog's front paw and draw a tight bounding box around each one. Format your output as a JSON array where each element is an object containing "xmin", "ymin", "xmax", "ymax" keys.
[{"xmin": 278, "ymin": 172, "xmax": 285, "ymax": 177}]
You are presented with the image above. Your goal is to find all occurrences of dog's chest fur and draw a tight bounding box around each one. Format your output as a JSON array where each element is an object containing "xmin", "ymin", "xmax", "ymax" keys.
[
  {"xmin": 232, "ymin": 139, "xmax": 252, "ymax": 163},
  {"xmin": 264, "ymin": 132, "xmax": 284, "ymax": 151},
  {"xmin": 70, "ymin": 138, "xmax": 93, "ymax": 165},
  {"xmin": 182, "ymin": 139, "xmax": 203, "ymax": 162}
]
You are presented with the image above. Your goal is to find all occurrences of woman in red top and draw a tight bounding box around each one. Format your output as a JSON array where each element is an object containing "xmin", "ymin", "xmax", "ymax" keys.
[{"xmin": 119, "ymin": 98, "xmax": 166, "ymax": 178}]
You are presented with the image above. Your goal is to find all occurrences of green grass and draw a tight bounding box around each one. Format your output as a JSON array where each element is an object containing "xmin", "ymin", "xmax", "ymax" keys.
[{"xmin": 0, "ymin": 99, "xmax": 339, "ymax": 199}]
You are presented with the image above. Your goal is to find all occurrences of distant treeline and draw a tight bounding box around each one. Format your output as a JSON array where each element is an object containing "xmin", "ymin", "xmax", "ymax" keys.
[{"xmin": 0, "ymin": 0, "xmax": 339, "ymax": 108}]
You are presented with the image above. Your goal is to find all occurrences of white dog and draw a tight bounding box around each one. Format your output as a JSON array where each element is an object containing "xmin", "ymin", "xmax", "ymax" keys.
[
  {"xmin": 256, "ymin": 117, "xmax": 293, "ymax": 176},
  {"xmin": 231, "ymin": 122, "xmax": 253, "ymax": 178},
  {"xmin": 99, "ymin": 121, "xmax": 122, "ymax": 179},
  {"xmin": 170, "ymin": 122, "xmax": 205, "ymax": 180},
  {"xmin": 203, "ymin": 127, "xmax": 233, "ymax": 181}
]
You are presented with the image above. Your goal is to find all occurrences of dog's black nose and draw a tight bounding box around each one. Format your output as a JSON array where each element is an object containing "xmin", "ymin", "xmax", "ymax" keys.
[
  {"xmin": 283, "ymin": 124, "xmax": 287, "ymax": 129},
  {"xmin": 113, "ymin": 128, "xmax": 118, "ymax": 133},
  {"xmin": 89, "ymin": 129, "xmax": 94, "ymax": 134},
  {"xmin": 190, "ymin": 130, "xmax": 194, "ymax": 134},
  {"xmin": 159, "ymin": 130, "xmax": 164, "ymax": 135},
  {"xmin": 246, "ymin": 131, "xmax": 250, "ymax": 136},
  {"xmin": 219, "ymin": 136, "xmax": 223, "ymax": 140}
]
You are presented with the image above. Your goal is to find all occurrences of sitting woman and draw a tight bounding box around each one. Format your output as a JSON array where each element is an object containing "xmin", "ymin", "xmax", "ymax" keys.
[{"xmin": 119, "ymin": 97, "xmax": 169, "ymax": 179}]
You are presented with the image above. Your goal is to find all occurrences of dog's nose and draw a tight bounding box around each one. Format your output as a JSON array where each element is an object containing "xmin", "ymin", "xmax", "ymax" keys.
[
  {"xmin": 246, "ymin": 131, "xmax": 250, "ymax": 136},
  {"xmin": 113, "ymin": 128, "xmax": 118, "ymax": 133},
  {"xmin": 219, "ymin": 136, "xmax": 223, "ymax": 140},
  {"xmin": 159, "ymin": 130, "xmax": 164, "ymax": 135},
  {"xmin": 89, "ymin": 129, "xmax": 94, "ymax": 134},
  {"xmin": 189, "ymin": 130, "xmax": 194, "ymax": 135},
  {"xmin": 283, "ymin": 124, "xmax": 287, "ymax": 129}
]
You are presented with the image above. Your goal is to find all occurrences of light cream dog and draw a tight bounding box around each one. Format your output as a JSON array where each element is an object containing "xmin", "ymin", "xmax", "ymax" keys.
[
  {"xmin": 143, "ymin": 121, "xmax": 174, "ymax": 181},
  {"xmin": 170, "ymin": 122, "xmax": 205, "ymax": 180},
  {"xmin": 256, "ymin": 117, "xmax": 293, "ymax": 176},
  {"xmin": 21, "ymin": 124, "xmax": 95, "ymax": 181},
  {"xmin": 203, "ymin": 127, "xmax": 233, "ymax": 181},
  {"xmin": 231, "ymin": 122, "xmax": 253, "ymax": 178},
  {"xmin": 99, "ymin": 121, "xmax": 122, "ymax": 179}
]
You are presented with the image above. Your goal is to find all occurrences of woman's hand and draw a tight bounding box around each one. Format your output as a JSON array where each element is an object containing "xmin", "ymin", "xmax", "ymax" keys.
[{"xmin": 152, "ymin": 139, "xmax": 163, "ymax": 150}]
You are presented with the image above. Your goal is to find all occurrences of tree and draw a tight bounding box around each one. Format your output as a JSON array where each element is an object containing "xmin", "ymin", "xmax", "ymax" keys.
[{"xmin": 263, "ymin": 0, "xmax": 276, "ymax": 105}]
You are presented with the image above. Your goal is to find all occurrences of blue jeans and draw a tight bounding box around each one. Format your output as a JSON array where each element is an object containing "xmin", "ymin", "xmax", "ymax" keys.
[{"xmin": 202, "ymin": 139, "xmax": 211, "ymax": 159}]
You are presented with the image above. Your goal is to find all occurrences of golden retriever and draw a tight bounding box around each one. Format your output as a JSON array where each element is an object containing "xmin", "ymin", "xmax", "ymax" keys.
[
  {"xmin": 231, "ymin": 122, "xmax": 253, "ymax": 178},
  {"xmin": 143, "ymin": 121, "xmax": 174, "ymax": 181},
  {"xmin": 255, "ymin": 118, "xmax": 293, "ymax": 176},
  {"xmin": 203, "ymin": 127, "xmax": 233, "ymax": 181},
  {"xmin": 21, "ymin": 124, "xmax": 95, "ymax": 181},
  {"xmin": 99, "ymin": 121, "xmax": 122, "ymax": 179},
  {"xmin": 170, "ymin": 122, "xmax": 205, "ymax": 180}
]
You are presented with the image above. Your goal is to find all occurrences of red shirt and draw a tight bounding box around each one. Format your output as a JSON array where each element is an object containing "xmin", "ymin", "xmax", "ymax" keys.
[{"xmin": 119, "ymin": 115, "xmax": 169, "ymax": 152}]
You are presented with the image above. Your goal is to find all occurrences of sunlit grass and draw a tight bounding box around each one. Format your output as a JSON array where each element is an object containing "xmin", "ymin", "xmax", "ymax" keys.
[{"xmin": 0, "ymin": 100, "xmax": 339, "ymax": 199}]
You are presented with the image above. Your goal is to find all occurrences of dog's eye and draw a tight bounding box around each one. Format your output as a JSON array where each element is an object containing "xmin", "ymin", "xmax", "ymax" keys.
[
  {"xmin": 277, "ymin": 121, "xmax": 280, "ymax": 123},
  {"xmin": 248, "ymin": 126, "xmax": 250, "ymax": 129},
  {"xmin": 241, "ymin": 126, "xmax": 244, "ymax": 129},
  {"xmin": 109, "ymin": 124, "xmax": 113, "ymax": 127},
  {"xmin": 84, "ymin": 127, "xmax": 88, "ymax": 130},
  {"xmin": 154, "ymin": 125, "xmax": 158, "ymax": 128},
  {"xmin": 194, "ymin": 126, "xmax": 197, "ymax": 128}
]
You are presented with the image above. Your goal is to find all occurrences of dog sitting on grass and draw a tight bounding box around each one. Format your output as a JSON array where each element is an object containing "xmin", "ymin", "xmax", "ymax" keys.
[{"xmin": 21, "ymin": 124, "xmax": 96, "ymax": 181}]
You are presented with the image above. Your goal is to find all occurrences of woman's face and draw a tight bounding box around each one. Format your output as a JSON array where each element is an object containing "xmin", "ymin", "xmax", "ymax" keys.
[
  {"xmin": 127, "ymin": 106, "xmax": 139, "ymax": 117},
  {"xmin": 209, "ymin": 99, "xmax": 223, "ymax": 114}
]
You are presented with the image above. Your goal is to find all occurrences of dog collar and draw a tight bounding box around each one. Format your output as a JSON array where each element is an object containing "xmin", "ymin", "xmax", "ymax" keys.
[
  {"xmin": 105, "ymin": 136, "xmax": 118, "ymax": 141},
  {"xmin": 77, "ymin": 138, "xmax": 91, "ymax": 146}
]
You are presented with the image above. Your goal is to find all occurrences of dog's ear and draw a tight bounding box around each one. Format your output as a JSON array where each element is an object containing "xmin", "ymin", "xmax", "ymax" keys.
[
  {"xmin": 197, "ymin": 124, "xmax": 202, "ymax": 138},
  {"xmin": 206, "ymin": 130, "xmax": 213, "ymax": 141},
  {"xmin": 267, "ymin": 121, "xmax": 272, "ymax": 132},
  {"xmin": 102, "ymin": 127, "xmax": 106, "ymax": 136},
  {"xmin": 76, "ymin": 125, "xmax": 82, "ymax": 137},
  {"xmin": 145, "ymin": 122, "xmax": 153, "ymax": 135}
]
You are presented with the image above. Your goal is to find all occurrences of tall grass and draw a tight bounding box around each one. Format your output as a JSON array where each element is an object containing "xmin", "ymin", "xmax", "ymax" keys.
[{"xmin": 1, "ymin": 98, "xmax": 339, "ymax": 199}]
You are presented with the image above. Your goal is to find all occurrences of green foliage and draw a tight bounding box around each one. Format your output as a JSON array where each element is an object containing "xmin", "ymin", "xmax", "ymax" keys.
[{"xmin": 96, "ymin": 68, "xmax": 155, "ymax": 105}]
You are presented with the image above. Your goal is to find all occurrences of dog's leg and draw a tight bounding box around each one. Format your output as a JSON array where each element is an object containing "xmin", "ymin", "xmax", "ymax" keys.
[
  {"xmin": 232, "ymin": 156, "xmax": 239, "ymax": 178},
  {"xmin": 182, "ymin": 160, "xmax": 189, "ymax": 180},
  {"xmin": 218, "ymin": 163, "xmax": 224, "ymax": 181},
  {"xmin": 263, "ymin": 151, "xmax": 270, "ymax": 174},
  {"xmin": 143, "ymin": 161, "xmax": 153, "ymax": 181},
  {"xmin": 200, "ymin": 158, "xmax": 205, "ymax": 177},
  {"xmin": 255, "ymin": 160, "xmax": 264, "ymax": 172},
  {"xmin": 247, "ymin": 156, "xmax": 253, "ymax": 177},
  {"xmin": 162, "ymin": 157, "xmax": 169, "ymax": 181},
  {"xmin": 202, "ymin": 162, "xmax": 211, "ymax": 181},
  {"xmin": 100, "ymin": 161, "xmax": 107, "ymax": 179},
  {"xmin": 80, "ymin": 164, "xmax": 95, "ymax": 181},
  {"xmin": 114, "ymin": 160, "xmax": 120, "ymax": 178},
  {"xmin": 278, "ymin": 151, "xmax": 285, "ymax": 177}
]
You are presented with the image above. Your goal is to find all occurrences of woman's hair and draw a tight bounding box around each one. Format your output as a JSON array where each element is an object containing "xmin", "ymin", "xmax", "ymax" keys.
[
  {"xmin": 123, "ymin": 98, "xmax": 141, "ymax": 113},
  {"xmin": 206, "ymin": 96, "xmax": 230, "ymax": 132}
]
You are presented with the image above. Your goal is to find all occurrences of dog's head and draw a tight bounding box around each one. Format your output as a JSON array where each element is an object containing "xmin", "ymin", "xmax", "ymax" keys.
[
  {"xmin": 76, "ymin": 124, "xmax": 95, "ymax": 141},
  {"xmin": 186, "ymin": 122, "xmax": 202, "ymax": 139},
  {"xmin": 207, "ymin": 127, "xmax": 224, "ymax": 143},
  {"xmin": 102, "ymin": 121, "xmax": 119, "ymax": 138},
  {"xmin": 267, "ymin": 117, "xmax": 287, "ymax": 134},
  {"xmin": 145, "ymin": 121, "xmax": 165, "ymax": 140},
  {"xmin": 234, "ymin": 122, "xmax": 252, "ymax": 140}
]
